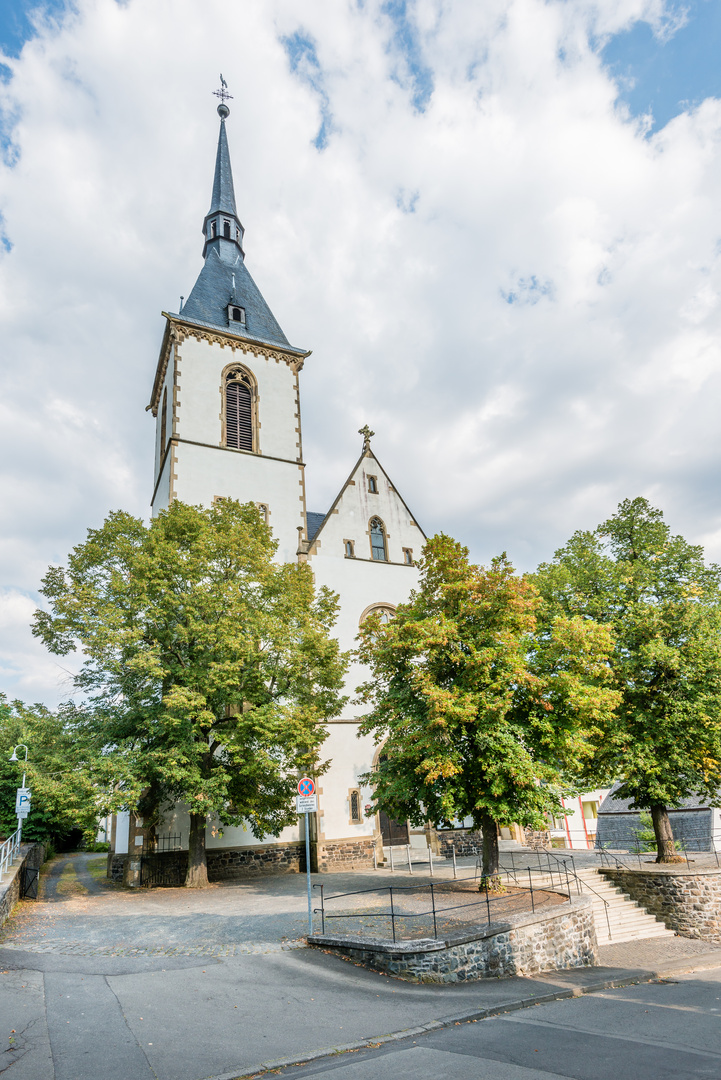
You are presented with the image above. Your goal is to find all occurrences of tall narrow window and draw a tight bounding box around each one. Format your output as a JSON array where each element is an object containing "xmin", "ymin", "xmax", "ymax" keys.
[
  {"xmin": 370, "ymin": 518, "xmax": 387, "ymax": 561},
  {"xmin": 160, "ymin": 387, "xmax": 167, "ymax": 452},
  {"xmin": 223, "ymin": 220, "xmax": 231, "ymax": 239},
  {"xmin": 225, "ymin": 369, "xmax": 254, "ymax": 451},
  {"xmin": 349, "ymin": 789, "xmax": 362, "ymax": 824},
  {"xmin": 344, "ymin": 540, "xmax": 355, "ymax": 558},
  {"xmin": 368, "ymin": 475, "xmax": 378, "ymax": 493},
  {"xmin": 211, "ymin": 221, "xmax": 217, "ymax": 238},
  {"xmin": 403, "ymin": 547, "xmax": 413, "ymax": 565}
]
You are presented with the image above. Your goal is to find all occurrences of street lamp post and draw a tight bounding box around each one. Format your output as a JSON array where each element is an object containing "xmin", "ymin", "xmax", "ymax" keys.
[{"xmin": 9, "ymin": 745, "xmax": 29, "ymax": 842}]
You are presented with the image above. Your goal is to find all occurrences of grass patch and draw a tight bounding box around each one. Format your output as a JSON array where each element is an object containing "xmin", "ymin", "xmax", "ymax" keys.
[
  {"xmin": 86, "ymin": 858, "xmax": 108, "ymax": 881},
  {"xmin": 55, "ymin": 863, "xmax": 88, "ymax": 896}
]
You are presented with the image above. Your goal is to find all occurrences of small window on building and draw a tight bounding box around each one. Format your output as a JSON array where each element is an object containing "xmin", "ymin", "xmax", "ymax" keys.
[
  {"xmin": 349, "ymin": 789, "xmax": 362, "ymax": 824},
  {"xmin": 223, "ymin": 220, "xmax": 231, "ymax": 239},
  {"xmin": 344, "ymin": 540, "xmax": 355, "ymax": 558},
  {"xmin": 230, "ymin": 306, "xmax": 245, "ymax": 324},
  {"xmin": 235, "ymin": 226, "xmax": 240, "ymax": 241},
  {"xmin": 370, "ymin": 518, "xmax": 387, "ymax": 561},
  {"xmin": 402, "ymin": 548, "xmax": 413, "ymax": 565},
  {"xmin": 256, "ymin": 503, "xmax": 269, "ymax": 524},
  {"xmin": 582, "ymin": 801, "xmax": 598, "ymax": 820},
  {"xmin": 211, "ymin": 221, "xmax": 217, "ymax": 238},
  {"xmin": 368, "ymin": 475, "xmax": 378, "ymax": 493}
]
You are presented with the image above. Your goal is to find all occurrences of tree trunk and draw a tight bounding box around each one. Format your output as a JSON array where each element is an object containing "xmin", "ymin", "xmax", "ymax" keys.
[
  {"xmin": 651, "ymin": 805, "xmax": 681, "ymax": 863},
  {"xmin": 186, "ymin": 812, "xmax": 209, "ymax": 887},
  {"xmin": 479, "ymin": 811, "xmax": 500, "ymax": 879}
]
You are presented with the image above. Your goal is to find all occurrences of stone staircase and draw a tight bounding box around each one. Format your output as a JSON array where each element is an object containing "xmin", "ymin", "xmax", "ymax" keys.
[{"xmin": 569, "ymin": 866, "xmax": 674, "ymax": 944}]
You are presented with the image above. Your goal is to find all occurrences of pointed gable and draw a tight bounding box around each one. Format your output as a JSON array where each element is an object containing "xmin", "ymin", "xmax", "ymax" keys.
[{"xmin": 306, "ymin": 444, "xmax": 426, "ymax": 565}]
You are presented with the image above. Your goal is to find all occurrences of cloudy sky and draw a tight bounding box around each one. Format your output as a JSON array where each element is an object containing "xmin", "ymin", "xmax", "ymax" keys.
[{"xmin": 2, "ymin": 0, "xmax": 721, "ymax": 705}]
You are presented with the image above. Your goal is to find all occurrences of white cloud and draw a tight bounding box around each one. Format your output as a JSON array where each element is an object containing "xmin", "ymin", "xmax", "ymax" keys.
[{"xmin": 1, "ymin": 0, "xmax": 721, "ymax": 703}]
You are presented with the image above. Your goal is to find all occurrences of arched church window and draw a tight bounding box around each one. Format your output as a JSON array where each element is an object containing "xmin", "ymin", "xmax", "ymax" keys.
[
  {"xmin": 160, "ymin": 387, "xmax": 167, "ymax": 451},
  {"xmin": 225, "ymin": 368, "xmax": 254, "ymax": 452},
  {"xmin": 223, "ymin": 220, "xmax": 231, "ymax": 239},
  {"xmin": 370, "ymin": 518, "xmax": 387, "ymax": 562},
  {"xmin": 361, "ymin": 604, "xmax": 395, "ymax": 625}
]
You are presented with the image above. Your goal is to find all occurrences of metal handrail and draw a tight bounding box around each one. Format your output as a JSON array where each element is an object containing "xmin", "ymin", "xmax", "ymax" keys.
[
  {"xmin": 312, "ymin": 859, "xmax": 610, "ymax": 942},
  {"xmin": 0, "ymin": 828, "xmax": 22, "ymax": 880}
]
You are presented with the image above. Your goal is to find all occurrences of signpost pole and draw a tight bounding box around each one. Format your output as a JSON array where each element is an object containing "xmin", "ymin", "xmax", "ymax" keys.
[
  {"xmin": 297, "ymin": 778, "xmax": 316, "ymax": 938},
  {"xmin": 305, "ymin": 811, "xmax": 312, "ymax": 936}
]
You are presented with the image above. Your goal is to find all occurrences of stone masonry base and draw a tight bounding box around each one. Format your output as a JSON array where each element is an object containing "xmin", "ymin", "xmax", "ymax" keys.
[
  {"xmin": 0, "ymin": 843, "xmax": 45, "ymax": 927},
  {"xmin": 309, "ymin": 895, "xmax": 597, "ymax": 983},
  {"xmin": 601, "ymin": 866, "xmax": 721, "ymax": 941},
  {"xmin": 317, "ymin": 839, "xmax": 375, "ymax": 872}
]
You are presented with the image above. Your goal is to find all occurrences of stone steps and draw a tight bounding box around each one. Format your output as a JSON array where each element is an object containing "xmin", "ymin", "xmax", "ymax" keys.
[{"xmin": 562, "ymin": 866, "xmax": 673, "ymax": 943}]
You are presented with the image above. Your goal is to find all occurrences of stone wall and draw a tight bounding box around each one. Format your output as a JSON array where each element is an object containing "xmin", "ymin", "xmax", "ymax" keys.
[
  {"xmin": 109, "ymin": 841, "xmax": 304, "ymax": 884},
  {"xmin": 317, "ymin": 839, "xmax": 375, "ymax": 872},
  {"xmin": 310, "ymin": 896, "xmax": 597, "ymax": 983},
  {"xmin": 437, "ymin": 829, "xmax": 483, "ymax": 858},
  {"xmin": 0, "ymin": 843, "xmax": 45, "ymax": 928},
  {"xmin": 601, "ymin": 865, "xmax": 721, "ymax": 941}
]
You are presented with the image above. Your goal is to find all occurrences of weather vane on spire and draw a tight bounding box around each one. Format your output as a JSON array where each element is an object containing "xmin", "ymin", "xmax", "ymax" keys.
[{"xmin": 213, "ymin": 75, "xmax": 233, "ymax": 118}]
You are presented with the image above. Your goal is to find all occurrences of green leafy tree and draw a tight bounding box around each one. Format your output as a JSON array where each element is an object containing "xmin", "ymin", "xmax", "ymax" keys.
[
  {"xmin": 0, "ymin": 694, "xmax": 103, "ymax": 847},
  {"xmin": 535, "ymin": 497, "xmax": 721, "ymax": 862},
  {"xmin": 32, "ymin": 499, "xmax": 348, "ymax": 886},
  {"xmin": 357, "ymin": 535, "xmax": 619, "ymax": 878}
]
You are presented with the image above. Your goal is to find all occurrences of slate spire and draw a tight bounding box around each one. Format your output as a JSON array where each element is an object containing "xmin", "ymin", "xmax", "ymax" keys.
[{"xmin": 179, "ymin": 86, "xmax": 294, "ymax": 351}]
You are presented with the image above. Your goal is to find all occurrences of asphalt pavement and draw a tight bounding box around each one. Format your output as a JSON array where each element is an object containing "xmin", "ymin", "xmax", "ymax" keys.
[{"xmin": 2, "ymin": 853, "xmax": 721, "ymax": 1080}]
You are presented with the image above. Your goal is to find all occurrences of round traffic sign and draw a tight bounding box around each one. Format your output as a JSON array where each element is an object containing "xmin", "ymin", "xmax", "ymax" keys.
[{"xmin": 298, "ymin": 777, "xmax": 315, "ymax": 796}]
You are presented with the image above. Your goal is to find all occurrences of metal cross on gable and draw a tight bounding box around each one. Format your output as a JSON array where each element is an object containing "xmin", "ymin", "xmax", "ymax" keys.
[
  {"xmin": 358, "ymin": 424, "xmax": 375, "ymax": 452},
  {"xmin": 213, "ymin": 74, "xmax": 233, "ymax": 105}
]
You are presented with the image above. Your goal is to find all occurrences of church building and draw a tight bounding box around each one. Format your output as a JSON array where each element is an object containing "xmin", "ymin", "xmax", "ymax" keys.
[{"xmin": 110, "ymin": 95, "xmax": 428, "ymax": 876}]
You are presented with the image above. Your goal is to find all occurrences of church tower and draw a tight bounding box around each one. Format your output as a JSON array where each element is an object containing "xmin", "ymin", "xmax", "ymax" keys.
[{"xmin": 147, "ymin": 94, "xmax": 309, "ymax": 563}]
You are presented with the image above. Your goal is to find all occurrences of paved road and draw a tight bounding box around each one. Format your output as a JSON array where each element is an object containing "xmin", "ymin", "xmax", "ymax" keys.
[
  {"xmin": 272, "ymin": 969, "xmax": 721, "ymax": 1079},
  {"xmin": 2, "ymin": 853, "xmax": 721, "ymax": 1079}
]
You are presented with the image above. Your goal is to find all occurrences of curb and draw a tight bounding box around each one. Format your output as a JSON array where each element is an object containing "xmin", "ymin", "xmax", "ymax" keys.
[{"xmin": 209, "ymin": 954, "xmax": 721, "ymax": 1080}]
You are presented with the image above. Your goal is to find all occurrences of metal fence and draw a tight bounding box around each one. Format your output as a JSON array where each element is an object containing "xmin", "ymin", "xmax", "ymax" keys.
[{"xmin": 313, "ymin": 859, "xmax": 599, "ymax": 943}]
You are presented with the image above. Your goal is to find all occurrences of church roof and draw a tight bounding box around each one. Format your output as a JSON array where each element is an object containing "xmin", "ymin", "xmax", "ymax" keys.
[
  {"xmin": 306, "ymin": 512, "xmax": 326, "ymax": 542},
  {"xmin": 176, "ymin": 104, "xmax": 303, "ymax": 354},
  {"xmin": 208, "ymin": 118, "xmax": 237, "ymax": 218},
  {"xmin": 180, "ymin": 246, "xmax": 292, "ymax": 349}
]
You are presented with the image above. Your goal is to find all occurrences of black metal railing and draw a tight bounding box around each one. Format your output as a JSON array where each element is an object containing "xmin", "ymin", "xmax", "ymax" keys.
[{"xmin": 313, "ymin": 862, "xmax": 593, "ymax": 943}]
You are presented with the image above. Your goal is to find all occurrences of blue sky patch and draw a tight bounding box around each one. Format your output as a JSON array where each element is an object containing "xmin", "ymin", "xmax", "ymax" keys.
[
  {"xmin": 382, "ymin": 0, "xmax": 433, "ymax": 113},
  {"xmin": 602, "ymin": 1, "xmax": 721, "ymax": 131},
  {"xmin": 502, "ymin": 276, "xmax": 554, "ymax": 306},
  {"xmin": 281, "ymin": 31, "xmax": 333, "ymax": 150},
  {"xmin": 0, "ymin": 0, "xmax": 70, "ymax": 58}
]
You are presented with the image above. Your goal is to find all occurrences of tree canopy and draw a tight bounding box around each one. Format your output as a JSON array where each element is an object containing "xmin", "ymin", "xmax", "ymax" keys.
[
  {"xmin": 0, "ymin": 694, "xmax": 104, "ymax": 847},
  {"xmin": 357, "ymin": 534, "xmax": 619, "ymax": 875},
  {"xmin": 32, "ymin": 499, "xmax": 348, "ymax": 884},
  {"xmin": 534, "ymin": 497, "xmax": 721, "ymax": 860}
]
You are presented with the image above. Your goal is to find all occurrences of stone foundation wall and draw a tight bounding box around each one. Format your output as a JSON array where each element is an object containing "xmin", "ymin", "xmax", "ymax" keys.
[
  {"xmin": 317, "ymin": 839, "xmax": 375, "ymax": 872},
  {"xmin": 208, "ymin": 842, "xmax": 302, "ymax": 878},
  {"xmin": 310, "ymin": 896, "xmax": 597, "ymax": 983},
  {"xmin": 437, "ymin": 830, "xmax": 483, "ymax": 858},
  {"xmin": 0, "ymin": 843, "xmax": 45, "ymax": 928},
  {"xmin": 601, "ymin": 866, "xmax": 721, "ymax": 941},
  {"xmin": 108, "ymin": 841, "xmax": 303, "ymax": 883},
  {"xmin": 596, "ymin": 809, "xmax": 713, "ymax": 853}
]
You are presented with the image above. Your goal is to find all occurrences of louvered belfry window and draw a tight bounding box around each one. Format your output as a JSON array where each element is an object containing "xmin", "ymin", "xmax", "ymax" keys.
[
  {"xmin": 226, "ymin": 370, "xmax": 254, "ymax": 451},
  {"xmin": 370, "ymin": 518, "xmax": 387, "ymax": 561}
]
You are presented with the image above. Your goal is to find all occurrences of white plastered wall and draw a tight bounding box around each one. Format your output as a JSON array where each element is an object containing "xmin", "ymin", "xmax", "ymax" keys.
[{"xmin": 307, "ymin": 450, "xmax": 426, "ymax": 846}]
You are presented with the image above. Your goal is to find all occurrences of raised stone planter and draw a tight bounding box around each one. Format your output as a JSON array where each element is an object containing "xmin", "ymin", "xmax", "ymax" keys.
[
  {"xmin": 601, "ymin": 865, "xmax": 721, "ymax": 941},
  {"xmin": 308, "ymin": 895, "xmax": 597, "ymax": 983}
]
